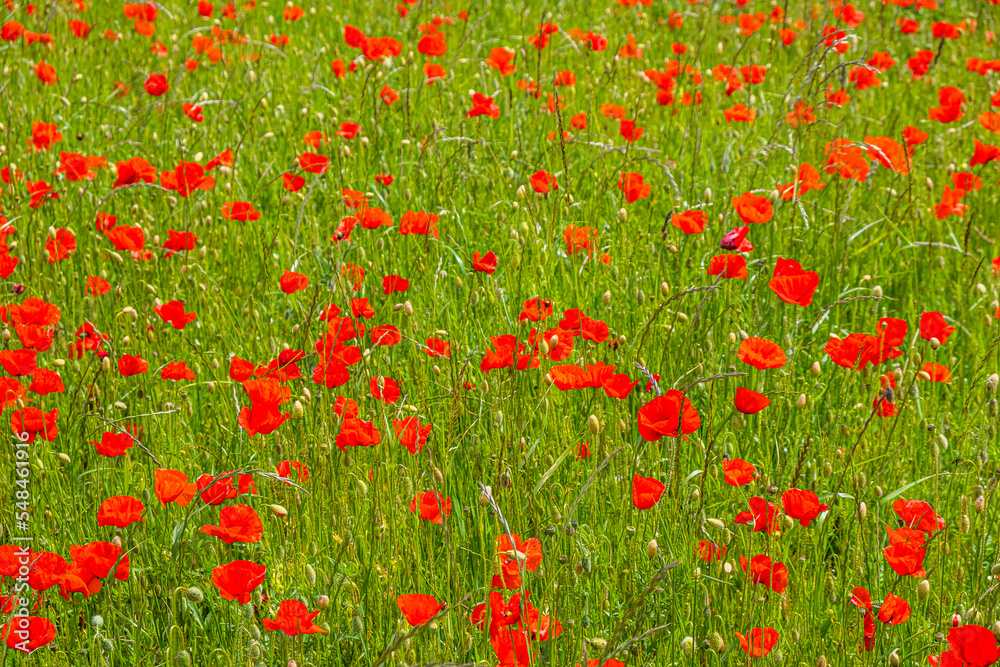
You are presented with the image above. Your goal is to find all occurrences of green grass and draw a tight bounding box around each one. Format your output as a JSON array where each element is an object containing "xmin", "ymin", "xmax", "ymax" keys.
[{"xmin": 0, "ymin": 0, "xmax": 999, "ymax": 664}]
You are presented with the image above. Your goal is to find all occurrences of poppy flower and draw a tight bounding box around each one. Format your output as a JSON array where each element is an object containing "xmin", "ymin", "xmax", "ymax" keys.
[
  {"xmin": 96, "ymin": 495, "xmax": 145, "ymax": 528},
  {"xmin": 564, "ymin": 224, "xmax": 597, "ymax": 256},
  {"xmin": 943, "ymin": 625, "xmax": 1000, "ymax": 667},
  {"xmin": 737, "ymin": 337, "xmax": 786, "ymax": 369},
  {"xmin": 34, "ymin": 61, "xmax": 57, "ymax": 85},
  {"xmin": 723, "ymin": 457, "xmax": 757, "ymax": 486},
  {"xmin": 90, "ymin": 432, "xmax": 133, "ymax": 457},
  {"xmin": 336, "ymin": 418, "xmax": 381, "ymax": 450},
  {"xmin": 410, "ymin": 491, "xmax": 451, "ymax": 524},
  {"xmin": 720, "ymin": 226, "xmax": 753, "ymax": 252},
  {"xmin": 467, "ymin": 92, "xmax": 500, "ymax": 119},
  {"xmin": 781, "ymin": 488, "xmax": 829, "ymax": 526},
  {"xmin": 697, "ymin": 540, "xmax": 726, "ymax": 562},
  {"xmin": 27, "ymin": 180, "xmax": 59, "ymax": 209},
  {"xmin": 400, "ymin": 210, "xmax": 440, "ymax": 237},
  {"xmin": 211, "ymin": 560, "xmax": 266, "ymax": 603},
  {"xmin": 397, "ymin": 594, "xmax": 444, "ymax": 626},
  {"xmin": 263, "ymin": 600, "xmax": 328, "ymax": 636},
  {"xmin": 11, "ymin": 407, "xmax": 58, "ymax": 443},
  {"xmin": 724, "ymin": 103, "xmax": 756, "ymax": 122},
  {"xmin": 201, "ymin": 505, "xmax": 263, "ymax": 544},
  {"xmin": 1, "ymin": 615, "xmax": 56, "ymax": 652},
  {"xmin": 393, "ymin": 417, "xmax": 432, "ymax": 454},
  {"xmin": 928, "ymin": 86, "xmax": 966, "ymax": 123},
  {"xmin": 882, "ymin": 541, "xmax": 927, "ymax": 577},
  {"xmin": 919, "ymin": 311, "xmax": 956, "ymax": 344},
  {"xmin": 619, "ymin": 172, "xmax": 651, "ymax": 203},
  {"xmin": 631, "ymin": 474, "xmax": 665, "ymax": 510},
  {"xmin": 530, "ymin": 170, "xmax": 558, "ymax": 194},
  {"xmin": 280, "ymin": 270, "xmax": 309, "ymax": 294},
  {"xmin": 473, "ymin": 251, "xmax": 498, "ymax": 273},
  {"xmin": 335, "ymin": 122, "xmax": 360, "ymax": 139},
  {"xmin": 423, "ymin": 63, "xmax": 447, "ymax": 83},
  {"xmin": 161, "ymin": 361, "xmax": 196, "ymax": 381},
  {"xmin": 282, "ymin": 173, "xmax": 305, "ymax": 192},
  {"xmin": 734, "ymin": 387, "xmax": 771, "ymax": 414},
  {"xmin": 160, "ymin": 162, "xmax": 215, "ymax": 198},
  {"xmin": 619, "ymin": 119, "xmax": 643, "ymax": 142},
  {"xmin": 734, "ymin": 496, "xmax": 781, "ymax": 533},
  {"xmin": 118, "ymin": 354, "xmax": 149, "ymax": 376},
  {"xmin": 735, "ymin": 628, "xmax": 779, "ymax": 657},
  {"xmin": 893, "ymin": 499, "xmax": 944, "ymax": 533},
  {"xmin": 732, "ymin": 192, "xmax": 773, "ymax": 224},
  {"xmin": 154, "ymin": 469, "xmax": 197, "ymax": 507},
  {"xmin": 637, "ymin": 390, "xmax": 701, "ymax": 441},
  {"xmin": 144, "ymin": 73, "xmax": 170, "ymax": 96},
  {"xmin": 921, "ymin": 362, "xmax": 951, "ymax": 382},
  {"xmin": 740, "ymin": 554, "xmax": 789, "ymax": 593},
  {"xmin": 777, "ymin": 163, "xmax": 826, "ymax": 200},
  {"xmin": 877, "ymin": 592, "xmax": 911, "ymax": 625},
  {"xmin": 768, "ymin": 258, "xmax": 820, "ymax": 307},
  {"xmin": 670, "ymin": 210, "xmax": 706, "ymax": 234},
  {"xmin": 425, "ymin": 337, "xmax": 451, "ymax": 358},
  {"xmin": 221, "ymin": 201, "xmax": 261, "ymax": 222},
  {"xmin": 707, "ymin": 254, "xmax": 748, "ymax": 280},
  {"xmin": 154, "ymin": 301, "xmax": 197, "ymax": 330}
]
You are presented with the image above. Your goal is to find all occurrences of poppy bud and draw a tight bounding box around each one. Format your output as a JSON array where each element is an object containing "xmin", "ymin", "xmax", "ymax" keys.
[
  {"xmin": 175, "ymin": 650, "xmax": 192, "ymax": 666},
  {"xmin": 101, "ymin": 356, "xmax": 112, "ymax": 374},
  {"xmin": 291, "ymin": 400, "xmax": 304, "ymax": 420},
  {"xmin": 919, "ymin": 370, "xmax": 931, "ymax": 381},
  {"xmin": 781, "ymin": 514, "xmax": 794, "ymax": 531},
  {"xmin": 101, "ymin": 638, "xmax": 115, "ymax": 654},
  {"xmin": 681, "ymin": 636, "xmax": 695, "ymax": 656},
  {"xmin": 186, "ymin": 586, "xmax": 205, "ymax": 603},
  {"xmin": 709, "ymin": 632, "xmax": 725, "ymax": 653},
  {"xmin": 305, "ymin": 564, "xmax": 317, "ymax": 585},
  {"xmin": 817, "ymin": 656, "xmax": 828, "ymax": 667},
  {"xmin": 479, "ymin": 486, "xmax": 492, "ymax": 507},
  {"xmin": 731, "ymin": 415, "xmax": 745, "ymax": 430},
  {"xmin": 618, "ymin": 208, "xmax": 627, "ymax": 221},
  {"xmin": 872, "ymin": 285, "xmax": 883, "ymax": 298},
  {"xmin": 602, "ymin": 290, "xmax": 611, "ymax": 305},
  {"xmin": 796, "ymin": 394, "xmax": 807, "ymax": 409},
  {"xmin": 57, "ymin": 452, "xmax": 71, "ymax": 465},
  {"xmin": 987, "ymin": 374, "xmax": 999, "ymax": 392},
  {"xmin": 917, "ymin": 579, "xmax": 930, "ymax": 599},
  {"xmin": 975, "ymin": 495, "xmax": 985, "ymax": 514},
  {"xmin": 989, "ymin": 399, "xmax": 999, "ymax": 417},
  {"xmin": 823, "ymin": 461, "xmax": 833, "ymax": 478},
  {"xmin": 356, "ymin": 480, "xmax": 368, "ymax": 496},
  {"xmin": 874, "ymin": 484, "xmax": 883, "ymax": 498},
  {"xmin": 960, "ymin": 514, "xmax": 970, "ymax": 534},
  {"xmin": 858, "ymin": 502, "xmax": 867, "ymax": 520},
  {"xmin": 926, "ymin": 177, "xmax": 934, "ymax": 191},
  {"xmin": 270, "ymin": 504, "xmax": 289, "ymax": 517},
  {"xmin": 910, "ymin": 349, "xmax": 922, "ymax": 365},
  {"xmin": 889, "ymin": 651, "xmax": 900, "ymax": 667},
  {"xmin": 929, "ymin": 336, "xmax": 941, "ymax": 350}
]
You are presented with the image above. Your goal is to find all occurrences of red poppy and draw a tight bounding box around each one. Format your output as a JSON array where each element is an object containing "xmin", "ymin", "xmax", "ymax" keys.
[
  {"xmin": 409, "ymin": 491, "xmax": 452, "ymax": 524},
  {"xmin": 530, "ymin": 170, "xmax": 558, "ymax": 194},
  {"xmin": 467, "ymin": 92, "xmax": 500, "ymax": 119},
  {"xmin": 734, "ymin": 387, "xmax": 770, "ymax": 414},
  {"xmin": 921, "ymin": 362, "xmax": 951, "ymax": 383},
  {"xmin": 211, "ymin": 560, "xmax": 266, "ymax": 603},
  {"xmin": 768, "ymin": 258, "xmax": 820, "ymax": 307},
  {"xmin": 697, "ymin": 540, "xmax": 726, "ymax": 562},
  {"xmin": 280, "ymin": 270, "xmax": 309, "ymax": 294},
  {"xmin": 723, "ymin": 457, "xmax": 757, "ymax": 486},
  {"xmin": 878, "ymin": 592, "xmax": 911, "ymax": 625},
  {"xmin": 154, "ymin": 469, "xmax": 197, "ymax": 507},
  {"xmin": 720, "ymin": 226, "xmax": 751, "ymax": 252},
  {"xmin": 670, "ymin": 210, "xmax": 706, "ymax": 234},
  {"xmin": 262, "ymin": 600, "xmax": 328, "ymax": 636},
  {"xmin": 943, "ymin": 625, "xmax": 1000, "ymax": 667},
  {"xmin": 619, "ymin": 172, "xmax": 651, "ymax": 203},
  {"xmin": 707, "ymin": 254, "xmax": 748, "ymax": 280},
  {"xmin": 154, "ymin": 300, "xmax": 197, "ymax": 330},
  {"xmin": 882, "ymin": 541, "xmax": 927, "ymax": 577},
  {"xmin": 781, "ymin": 488, "xmax": 829, "ymax": 526},
  {"xmin": 619, "ymin": 119, "xmax": 643, "ymax": 142},
  {"xmin": 397, "ymin": 594, "xmax": 445, "ymax": 626},
  {"xmin": 90, "ymin": 432, "xmax": 133, "ymax": 457},
  {"xmin": 740, "ymin": 554, "xmax": 789, "ymax": 594},
  {"xmin": 637, "ymin": 390, "xmax": 701, "ymax": 441},
  {"xmin": 893, "ymin": 499, "xmax": 944, "ymax": 533},
  {"xmin": 11, "ymin": 408, "xmax": 59, "ymax": 443},
  {"xmin": 1, "ymin": 615, "xmax": 56, "ymax": 652},
  {"xmin": 96, "ymin": 495, "xmax": 145, "ymax": 528},
  {"xmin": 426, "ymin": 337, "xmax": 451, "ymax": 358},
  {"xmin": 631, "ymin": 474, "xmax": 665, "ymax": 510},
  {"xmin": 161, "ymin": 361, "xmax": 196, "ymax": 381},
  {"xmin": 473, "ymin": 251, "xmax": 498, "ymax": 273},
  {"xmin": 735, "ymin": 628, "xmax": 779, "ymax": 657},
  {"xmin": 222, "ymin": 201, "xmax": 261, "ymax": 222},
  {"xmin": 144, "ymin": 73, "xmax": 170, "ymax": 96},
  {"xmin": 201, "ymin": 505, "xmax": 263, "ymax": 543},
  {"xmin": 919, "ymin": 311, "xmax": 955, "ymax": 344},
  {"xmin": 734, "ymin": 496, "xmax": 781, "ymax": 534},
  {"xmin": 394, "ymin": 417, "xmax": 433, "ymax": 454},
  {"xmin": 737, "ymin": 337, "xmax": 786, "ymax": 369},
  {"xmin": 732, "ymin": 192, "xmax": 773, "ymax": 224},
  {"xmin": 118, "ymin": 354, "xmax": 149, "ymax": 376}
]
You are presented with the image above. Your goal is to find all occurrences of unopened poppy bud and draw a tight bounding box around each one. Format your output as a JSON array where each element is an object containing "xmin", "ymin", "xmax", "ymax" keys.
[
  {"xmin": 977, "ymin": 283, "xmax": 987, "ymax": 295},
  {"xmin": 433, "ymin": 466, "xmax": 444, "ymax": 483},
  {"xmin": 889, "ymin": 651, "xmax": 900, "ymax": 667},
  {"xmin": 989, "ymin": 399, "xmax": 998, "ymax": 417},
  {"xmin": 975, "ymin": 495, "xmax": 985, "ymax": 514},
  {"xmin": 960, "ymin": 514, "xmax": 970, "ymax": 533},
  {"xmin": 929, "ymin": 337, "xmax": 941, "ymax": 350},
  {"xmin": 681, "ymin": 636, "xmax": 695, "ymax": 656},
  {"xmin": 175, "ymin": 650, "xmax": 192, "ymax": 666},
  {"xmin": 317, "ymin": 594, "xmax": 330, "ymax": 610},
  {"xmin": 952, "ymin": 614, "xmax": 961, "ymax": 627},
  {"xmin": 910, "ymin": 349, "xmax": 922, "ymax": 365},
  {"xmin": 993, "ymin": 620, "xmax": 1000, "ymax": 639},
  {"xmin": 917, "ymin": 579, "xmax": 930, "ymax": 599},
  {"xmin": 816, "ymin": 656, "xmax": 828, "ymax": 667},
  {"xmin": 586, "ymin": 415, "xmax": 601, "ymax": 437},
  {"xmin": 872, "ymin": 285, "xmax": 883, "ymax": 298},
  {"xmin": 618, "ymin": 208, "xmax": 627, "ymax": 221},
  {"xmin": 823, "ymin": 461, "xmax": 833, "ymax": 478},
  {"xmin": 660, "ymin": 282, "xmax": 670, "ymax": 297},
  {"xmin": 709, "ymin": 632, "xmax": 725, "ymax": 653},
  {"xmin": 516, "ymin": 184, "xmax": 527, "ymax": 200},
  {"xmin": 101, "ymin": 356, "xmax": 112, "ymax": 373},
  {"xmin": 926, "ymin": 177, "xmax": 934, "ymax": 191},
  {"xmin": 602, "ymin": 290, "xmax": 611, "ymax": 304},
  {"xmin": 292, "ymin": 400, "xmax": 304, "ymax": 419},
  {"xmin": 58, "ymin": 452, "xmax": 70, "ymax": 465},
  {"xmin": 403, "ymin": 300, "xmax": 414, "ymax": 315},
  {"xmin": 704, "ymin": 187, "xmax": 712, "ymax": 202},
  {"xmin": 796, "ymin": 394, "xmax": 807, "ymax": 409},
  {"xmin": 987, "ymin": 374, "xmax": 999, "ymax": 392},
  {"xmin": 706, "ymin": 518, "xmax": 724, "ymax": 530},
  {"xmin": 858, "ymin": 502, "xmax": 867, "ymax": 520},
  {"xmin": 186, "ymin": 586, "xmax": 205, "ymax": 603},
  {"xmin": 919, "ymin": 370, "xmax": 931, "ymax": 381},
  {"xmin": 781, "ymin": 515, "xmax": 794, "ymax": 531},
  {"xmin": 479, "ymin": 485, "xmax": 492, "ymax": 507},
  {"xmin": 270, "ymin": 504, "xmax": 288, "ymax": 517},
  {"xmin": 304, "ymin": 564, "xmax": 316, "ymax": 585}
]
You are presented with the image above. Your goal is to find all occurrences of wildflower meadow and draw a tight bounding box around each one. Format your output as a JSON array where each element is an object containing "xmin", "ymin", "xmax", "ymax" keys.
[{"xmin": 0, "ymin": 0, "xmax": 999, "ymax": 665}]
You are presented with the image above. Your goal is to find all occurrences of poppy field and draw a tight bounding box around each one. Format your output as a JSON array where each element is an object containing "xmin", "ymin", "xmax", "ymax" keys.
[{"xmin": 3, "ymin": 0, "xmax": 1000, "ymax": 664}]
